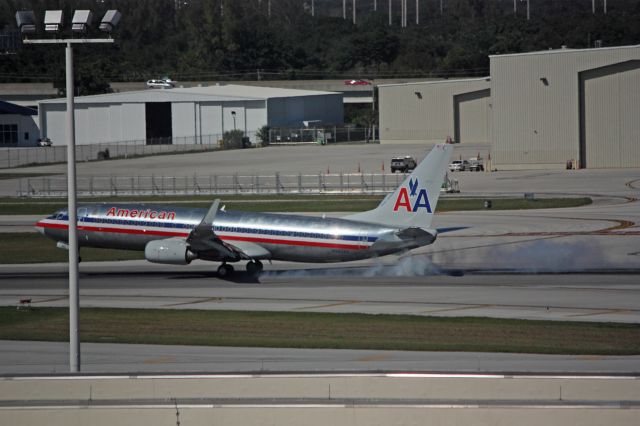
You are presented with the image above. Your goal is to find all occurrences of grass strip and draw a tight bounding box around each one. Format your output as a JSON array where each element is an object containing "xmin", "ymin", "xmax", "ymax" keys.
[
  {"xmin": 0, "ymin": 233, "xmax": 143, "ymax": 264},
  {"xmin": 0, "ymin": 307, "xmax": 638, "ymax": 355},
  {"xmin": 0, "ymin": 173, "xmax": 63, "ymax": 181},
  {"xmin": 0, "ymin": 196, "xmax": 591, "ymax": 215}
]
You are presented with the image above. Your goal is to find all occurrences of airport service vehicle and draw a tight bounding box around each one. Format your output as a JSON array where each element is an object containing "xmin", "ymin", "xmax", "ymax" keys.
[
  {"xmin": 449, "ymin": 160, "xmax": 470, "ymax": 172},
  {"xmin": 390, "ymin": 156, "xmax": 417, "ymax": 173},
  {"xmin": 36, "ymin": 144, "xmax": 453, "ymax": 277},
  {"xmin": 468, "ymin": 158, "xmax": 484, "ymax": 171}
]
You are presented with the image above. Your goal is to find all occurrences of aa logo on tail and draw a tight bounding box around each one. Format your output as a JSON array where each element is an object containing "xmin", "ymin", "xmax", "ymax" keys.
[{"xmin": 393, "ymin": 178, "xmax": 432, "ymax": 213}]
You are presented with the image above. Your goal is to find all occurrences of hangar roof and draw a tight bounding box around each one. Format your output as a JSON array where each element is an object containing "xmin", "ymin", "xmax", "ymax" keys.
[
  {"xmin": 0, "ymin": 100, "xmax": 37, "ymax": 115},
  {"xmin": 38, "ymin": 84, "xmax": 338, "ymax": 105},
  {"xmin": 377, "ymin": 77, "xmax": 490, "ymax": 88},
  {"xmin": 489, "ymin": 44, "xmax": 640, "ymax": 58}
]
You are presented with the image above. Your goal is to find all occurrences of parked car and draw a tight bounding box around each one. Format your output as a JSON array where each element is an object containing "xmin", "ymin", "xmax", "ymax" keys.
[
  {"xmin": 146, "ymin": 78, "xmax": 175, "ymax": 89},
  {"xmin": 391, "ymin": 156, "xmax": 417, "ymax": 173},
  {"xmin": 37, "ymin": 137, "xmax": 52, "ymax": 147},
  {"xmin": 449, "ymin": 160, "xmax": 470, "ymax": 172},
  {"xmin": 344, "ymin": 79, "xmax": 371, "ymax": 86}
]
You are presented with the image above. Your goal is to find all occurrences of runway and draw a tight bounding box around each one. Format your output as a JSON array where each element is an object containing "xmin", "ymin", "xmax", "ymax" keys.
[
  {"xmin": 3, "ymin": 195, "xmax": 640, "ymax": 323},
  {"xmin": 1, "ymin": 146, "xmax": 640, "ymax": 381},
  {"xmin": 1, "ymin": 340, "xmax": 639, "ymax": 375},
  {"xmin": 2, "ymin": 259, "xmax": 640, "ymax": 323}
]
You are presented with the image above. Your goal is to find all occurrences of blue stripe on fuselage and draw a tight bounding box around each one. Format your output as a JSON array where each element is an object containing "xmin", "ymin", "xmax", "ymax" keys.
[{"xmin": 58, "ymin": 215, "xmax": 379, "ymax": 243}]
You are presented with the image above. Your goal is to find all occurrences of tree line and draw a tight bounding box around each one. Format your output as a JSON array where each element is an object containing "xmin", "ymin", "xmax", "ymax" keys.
[{"xmin": 0, "ymin": 0, "xmax": 638, "ymax": 95}]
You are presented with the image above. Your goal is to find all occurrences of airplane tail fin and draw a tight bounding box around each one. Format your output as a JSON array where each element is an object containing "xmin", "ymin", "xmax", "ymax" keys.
[{"xmin": 345, "ymin": 143, "xmax": 453, "ymax": 229}]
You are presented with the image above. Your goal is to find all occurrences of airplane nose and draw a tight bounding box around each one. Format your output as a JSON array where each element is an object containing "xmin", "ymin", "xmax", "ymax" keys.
[{"xmin": 35, "ymin": 222, "xmax": 45, "ymax": 235}]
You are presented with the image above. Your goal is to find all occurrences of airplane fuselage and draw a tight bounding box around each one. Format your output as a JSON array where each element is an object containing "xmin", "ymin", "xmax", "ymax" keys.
[
  {"xmin": 36, "ymin": 204, "xmax": 429, "ymax": 263},
  {"xmin": 35, "ymin": 144, "xmax": 453, "ymax": 273}
]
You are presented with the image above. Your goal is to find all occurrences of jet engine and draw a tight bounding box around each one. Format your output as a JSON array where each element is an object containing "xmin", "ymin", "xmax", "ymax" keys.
[{"xmin": 144, "ymin": 238, "xmax": 197, "ymax": 265}]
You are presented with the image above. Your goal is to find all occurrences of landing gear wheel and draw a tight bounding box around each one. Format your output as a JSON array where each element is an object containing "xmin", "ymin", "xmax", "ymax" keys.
[
  {"xmin": 217, "ymin": 264, "xmax": 234, "ymax": 277},
  {"xmin": 246, "ymin": 260, "xmax": 264, "ymax": 276}
]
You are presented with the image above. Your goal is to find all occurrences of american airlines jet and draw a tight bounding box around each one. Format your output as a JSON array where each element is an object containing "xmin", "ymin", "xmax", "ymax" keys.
[{"xmin": 36, "ymin": 143, "xmax": 453, "ymax": 277}]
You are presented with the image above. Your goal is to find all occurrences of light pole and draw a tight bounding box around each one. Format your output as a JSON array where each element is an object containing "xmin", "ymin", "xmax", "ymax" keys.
[
  {"xmin": 231, "ymin": 110, "xmax": 237, "ymax": 130},
  {"xmin": 16, "ymin": 8, "xmax": 120, "ymax": 373}
]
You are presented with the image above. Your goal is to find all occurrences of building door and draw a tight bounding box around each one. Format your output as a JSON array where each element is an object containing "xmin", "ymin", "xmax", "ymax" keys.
[
  {"xmin": 579, "ymin": 60, "xmax": 640, "ymax": 168},
  {"xmin": 145, "ymin": 102, "xmax": 172, "ymax": 145},
  {"xmin": 453, "ymin": 89, "xmax": 490, "ymax": 144}
]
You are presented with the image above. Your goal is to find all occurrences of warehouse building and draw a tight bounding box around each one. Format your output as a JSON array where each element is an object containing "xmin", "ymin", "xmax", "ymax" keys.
[
  {"xmin": 0, "ymin": 101, "xmax": 39, "ymax": 147},
  {"xmin": 378, "ymin": 78, "xmax": 491, "ymax": 145},
  {"xmin": 37, "ymin": 85, "xmax": 343, "ymax": 146},
  {"xmin": 378, "ymin": 44, "xmax": 639, "ymax": 169},
  {"xmin": 491, "ymin": 44, "xmax": 640, "ymax": 169}
]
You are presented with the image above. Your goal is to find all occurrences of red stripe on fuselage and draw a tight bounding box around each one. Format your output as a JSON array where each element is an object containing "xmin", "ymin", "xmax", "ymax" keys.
[
  {"xmin": 35, "ymin": 222, "xmax": 368, "ymax": 251},
  {"xmin": 36, "ymin": 221, "xmax": 189, "ymax": 238},
  {"xmin": 220, "ymin": 235, "xmax": 368, "ymax": 250}
]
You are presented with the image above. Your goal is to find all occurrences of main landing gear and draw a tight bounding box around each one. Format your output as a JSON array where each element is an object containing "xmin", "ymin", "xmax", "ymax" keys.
[
  {"xmin": 246, "ymin": 260, "xmax": 263, "ymax": 276},
  {"xmin": 217, "ymin": 260, "xmax": 263, "ymax": 277},
  {"xmin": 217, "ymin": 263, "xmax": 234, "ymax": 277}
]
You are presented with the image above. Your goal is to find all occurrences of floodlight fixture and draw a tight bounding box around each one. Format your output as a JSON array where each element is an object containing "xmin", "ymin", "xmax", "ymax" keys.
[
  {"xmin": 72, "ymin": 10, "xmax": 93, "ymax": 32},
  {"xmin": 15, "ymin": 11, "xmax": 36, "ymax": 34},
  {"xmin": 99, "ymin": 10, "xmax": 121, "ymax": 33},
  {"xmin": 44, "ymin": 10, "xmax": 63, "ymax": 32}
]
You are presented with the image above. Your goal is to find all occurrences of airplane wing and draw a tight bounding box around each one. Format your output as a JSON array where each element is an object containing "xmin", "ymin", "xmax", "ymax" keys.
[
  {"xmin": 435, "ymin": 226, "xmax": 469, "ymax": 234},
  {"xmin": 186, "ymin": 200, "xmax": 271, "ymax": 261}
]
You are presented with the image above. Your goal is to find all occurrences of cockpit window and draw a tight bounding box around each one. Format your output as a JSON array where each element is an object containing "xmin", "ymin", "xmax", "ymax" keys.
[{"xmin": 53, "ymin": 209, "xmax": 67, "ymax": 220}]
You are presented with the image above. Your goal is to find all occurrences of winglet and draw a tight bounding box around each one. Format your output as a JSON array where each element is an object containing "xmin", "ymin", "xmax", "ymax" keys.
[{"xmin": 201, "ymin": 199, "xmax": 220, "ymax": 226}]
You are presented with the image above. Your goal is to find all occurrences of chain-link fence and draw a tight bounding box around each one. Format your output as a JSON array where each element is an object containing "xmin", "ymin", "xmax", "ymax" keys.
[
  {"xmin": 268, "ymin": 126, "xmax": 378, "ymax": 145},
  {"xmin": 0, "ymin": 131, "xmax": 259, "ymax": 168},
  {"xmin": 17, "ymin": 172, "xmax": 410, "ymax": 197}
]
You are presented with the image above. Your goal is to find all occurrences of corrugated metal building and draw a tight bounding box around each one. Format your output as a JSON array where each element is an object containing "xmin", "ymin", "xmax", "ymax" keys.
[
  {"xmin": 38, "ymin": 85, "xmax": 343, "ymax": 146},
  {"xmin": 491, "ymin": 45, "xmax": 640, "ymax": 169},
  {"xmin": 378, "ymin": 78, "xmax": 491, "ymax": 145}
]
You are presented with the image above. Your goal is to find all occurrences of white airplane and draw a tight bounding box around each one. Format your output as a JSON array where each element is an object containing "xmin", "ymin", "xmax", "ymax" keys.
[{"xmin": 36, "ymin": 143, "xmax": 454, "ymax": 276}]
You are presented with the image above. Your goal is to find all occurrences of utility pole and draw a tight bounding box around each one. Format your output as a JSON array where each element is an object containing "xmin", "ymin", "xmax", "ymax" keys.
[
  {"xmin": 389, "ymin": 0, "xmax": 392, "ymax": 25},
  {"xmin": 416, "ymin": 0, "xmax": 419, "ymax": 25},
  {"xmin": 353, "ymin": 0, "xmax": 356, "ymax": 25},
  {"xmin": 440, "ymin": 0, "xmax": 443, "ymax": 15},
  {"xmin": 311, "ymin": 0, "xmax": 314, "ymax": 17},
  {"xmin": 374, "ymin": 0, "xmax": 377, "ymax": 12},
  {"xmin": 344, "ymin": 0, "xmax": 346, "ymax": 19},
  {"xmin": 592, "ymin": 0, "xmax": 595, "ymax": 14},
  {"xmin": 526, "ymin": 0, "xmax": 530, "ymax": 20},
  {"xmin": 402, "ymin": 0, "xmax": 406, "ymax": 27},
  {"xmin": 17, "ymin": 8, "xmax": 119, "ymax": 374},
  {"xmin": 604, "ymin": 0, "xmax": 607, "ymax": 14},
  {"xmin": 514, "ymin": 0, "xmax": 516, "ymax": 13}
]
